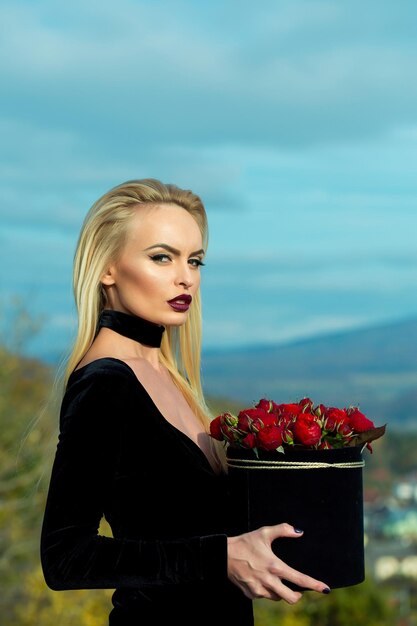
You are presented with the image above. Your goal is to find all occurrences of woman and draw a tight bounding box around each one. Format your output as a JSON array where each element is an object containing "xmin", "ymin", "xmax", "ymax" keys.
[{"xmin": 40, "ymin": 179, "xmax": 330, "ymax": 626}]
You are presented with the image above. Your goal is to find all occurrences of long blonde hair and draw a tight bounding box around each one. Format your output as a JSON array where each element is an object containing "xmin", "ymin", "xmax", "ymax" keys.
[{"xmin": 54, "ymin": 178, "xmax": 225, "ymax": 469}]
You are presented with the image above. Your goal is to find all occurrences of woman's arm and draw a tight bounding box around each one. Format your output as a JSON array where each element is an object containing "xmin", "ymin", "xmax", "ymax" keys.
[{"xmin": 40, "ymin": 365, "xmax": 227, "ymax": 591}]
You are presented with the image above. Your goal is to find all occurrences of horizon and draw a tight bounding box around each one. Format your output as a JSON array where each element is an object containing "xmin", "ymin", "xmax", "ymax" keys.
[{"xmin": 7, "ymin": 308, "xmax": 416, "ymax": 366}]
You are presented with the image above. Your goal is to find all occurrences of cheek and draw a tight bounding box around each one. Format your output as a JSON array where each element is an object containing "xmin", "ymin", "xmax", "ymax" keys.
[
  {"xmin": 118, "ymin": 262, "xmax": 161, "ymax": 295},
  {"xmin": 194, "ymin": 272, "xmax": 201, "ymax": 292}
]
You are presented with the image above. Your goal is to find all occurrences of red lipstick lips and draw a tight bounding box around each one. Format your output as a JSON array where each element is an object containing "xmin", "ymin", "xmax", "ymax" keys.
[{"xmin": 167, "ymin": 294, "xmax": 192, "ymax": 312}]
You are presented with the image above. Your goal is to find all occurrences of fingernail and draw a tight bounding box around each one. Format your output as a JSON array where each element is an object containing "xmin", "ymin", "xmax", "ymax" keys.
[
  {"xmin": 294, "ymin": 527, "xmax": 304, "ymax": 534},
  {"xmin": 322, "ymin": 587, "xmax": 331, "ymax": 594}
]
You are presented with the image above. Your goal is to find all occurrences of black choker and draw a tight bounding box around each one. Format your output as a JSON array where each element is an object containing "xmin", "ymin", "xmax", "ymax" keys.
[{"xmin": 97, "ymin": 309, "xmax": 165, "ymax": 348}]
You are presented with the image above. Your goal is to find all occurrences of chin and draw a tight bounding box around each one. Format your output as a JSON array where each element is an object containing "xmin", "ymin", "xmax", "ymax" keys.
[{"xmin": 162, "ymin": 312, "xmax": 190, "ymax": 327}]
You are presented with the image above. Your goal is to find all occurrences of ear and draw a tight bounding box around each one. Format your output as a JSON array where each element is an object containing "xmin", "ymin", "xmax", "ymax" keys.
[{"xmin": 100, "ymin": 266, "xmax": 116, "ymax": 286}]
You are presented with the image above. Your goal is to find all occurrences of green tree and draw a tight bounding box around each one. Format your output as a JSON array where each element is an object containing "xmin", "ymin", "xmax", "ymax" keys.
[{"xmin": 254, "ymin": 578, "xmax": 398, "ymax": 626}]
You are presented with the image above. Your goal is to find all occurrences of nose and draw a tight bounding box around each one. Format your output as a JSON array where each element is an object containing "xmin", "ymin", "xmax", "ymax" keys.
[{"xmin": 175, "ymin": 261, "xmax": 194, "ymax": 289}]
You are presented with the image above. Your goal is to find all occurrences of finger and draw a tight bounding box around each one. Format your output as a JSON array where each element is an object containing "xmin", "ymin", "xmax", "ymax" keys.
[
  {"xmin": 265, "ymin": 525, "xmax": 330, "ymax": 594},
  {"xmin": 263, "ymin": 585, "xmax": 294, "ymax": 604},
  {"xmin": 267, "ymin": 577, "xmax": 303, "ymax": 605},
  {"xmin": 251, "ymin": 575, "xmax": 302, "ymax": 603},
  {"xmin": 271, "ymin": 561, "xmax": 330, "ymax": 594},
  {"xmin": 262, "ymin": 522, "xmax": 304, "ymax": 541}
]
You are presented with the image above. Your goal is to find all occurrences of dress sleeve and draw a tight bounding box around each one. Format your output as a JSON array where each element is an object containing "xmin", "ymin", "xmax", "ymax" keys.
[{"xmin": 40, "ymin": 365, "xmax": 227, "ymax": 591}]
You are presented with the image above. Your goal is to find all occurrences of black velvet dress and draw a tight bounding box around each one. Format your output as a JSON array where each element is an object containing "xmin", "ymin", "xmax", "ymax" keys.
[{"xmin": 40, "ymin": 311, "xmax": 254, "ymax": 626}]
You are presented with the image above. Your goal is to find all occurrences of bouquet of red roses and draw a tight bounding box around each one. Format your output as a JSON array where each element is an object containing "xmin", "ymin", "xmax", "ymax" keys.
[
  {"xmin": 210, "ymin": 396, "xmax": 386, "ymax": 454},
  {"xmin": 215, "ymin": 397, "xmax": 386, "ymax": 590}
]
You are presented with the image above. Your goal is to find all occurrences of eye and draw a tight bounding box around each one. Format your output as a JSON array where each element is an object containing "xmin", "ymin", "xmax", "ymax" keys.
[
  {"xmin": 189, "ymin": 258, "xmax": 206, "ymax": 268},
  {"xmin": 149, "ymin": 254, "xmax": 171, "ymax": 263}
]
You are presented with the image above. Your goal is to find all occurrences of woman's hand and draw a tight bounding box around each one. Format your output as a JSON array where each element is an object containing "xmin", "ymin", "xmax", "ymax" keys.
[{"xmin": 227, "ymin": 523, "xmax": 330, "ymax": 604}]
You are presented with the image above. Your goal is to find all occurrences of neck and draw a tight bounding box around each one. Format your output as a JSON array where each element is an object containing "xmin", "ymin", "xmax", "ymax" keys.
[{"xmin": 97, "ymin": 309, "xmax": 165, "ymax": 349}]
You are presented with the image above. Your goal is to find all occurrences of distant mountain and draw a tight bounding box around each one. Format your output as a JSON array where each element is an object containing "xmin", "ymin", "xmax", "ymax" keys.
[{"xmin": 201, "ymin": 317, "xmax": 417, "ymax": 428}]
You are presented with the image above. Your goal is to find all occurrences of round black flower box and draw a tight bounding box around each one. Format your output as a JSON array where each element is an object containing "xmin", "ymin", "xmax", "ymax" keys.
[{"xmin": 226, "ymin": 445, "xmax": 365, "ymax": 591}]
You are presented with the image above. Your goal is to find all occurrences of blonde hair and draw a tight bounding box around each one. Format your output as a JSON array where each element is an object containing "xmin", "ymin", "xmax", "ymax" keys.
[{"xmin": 54, "ymin": 178, "xmax": 225, "ymax": 470}]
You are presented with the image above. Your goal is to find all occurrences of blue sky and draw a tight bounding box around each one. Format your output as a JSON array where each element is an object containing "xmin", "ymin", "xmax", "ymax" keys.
[{"xmin": 1, "ymin": 0, "xmax": 417, "ymax": 361}]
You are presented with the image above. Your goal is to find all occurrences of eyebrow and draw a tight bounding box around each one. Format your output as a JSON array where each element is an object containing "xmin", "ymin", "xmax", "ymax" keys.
[{"xmin": 144, "ymin": 243, "xmax": 205, "ymax": 256}]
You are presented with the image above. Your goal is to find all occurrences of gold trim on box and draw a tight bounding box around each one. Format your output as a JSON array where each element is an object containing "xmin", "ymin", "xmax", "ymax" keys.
[{"xmin": 226, "ymin": 458, "xmax": 365, "ymax": 470}]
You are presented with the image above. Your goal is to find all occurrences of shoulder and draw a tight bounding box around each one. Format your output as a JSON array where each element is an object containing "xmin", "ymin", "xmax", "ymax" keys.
[
  {"xmin": 60, "ymin": 358, "xmax": 139, "ymax": 431},
  {"xmin": 68, "ymin": 357, "xmax": 137, "ymax": 390}
]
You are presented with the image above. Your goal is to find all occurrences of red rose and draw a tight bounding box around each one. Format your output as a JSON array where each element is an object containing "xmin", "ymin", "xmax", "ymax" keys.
[
  {"xmin": 259, "ymin": 413, "xmax": 278, "ymax": 428},
  {"xmin": 256, "ymin": 425, "xmax": 284, "ymax": 450},
  {"xmin": 324, "ymin": 407, "xmax": 350, "ymax": 433},
  {"xmin": 325, "ymin": 407, "xmax": 347, "ymax": 420},
  {"xmin": 279, "ymin": 403, "xmax": 302, "ymax": 418},
  {"xmin": 238, "ymin": 407, "xmax": 269, "ymax": 422},
  {"xmin": 212, "ymin": 396, "xmax": 383, "ymax": 454},
  {"xmin": 293, "ymin": 413, "xmax": 322, "ymax": 446},
  {"xmin": 348, "ymin": 408, "xmax": 375, "ymax": 432},
  {"xmin": 274, "ymin": 403, "xmax": 301, "ymax": 427},
  {"xmin": 250, "ymin": 413, "xmax": 278, "ymax": 432}
]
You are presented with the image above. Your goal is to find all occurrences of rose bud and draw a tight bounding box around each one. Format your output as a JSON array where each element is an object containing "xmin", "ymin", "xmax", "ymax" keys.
[
  {"xmin": 256, "ymin": 425, "xmax": 284, "ymax": 451},
  {"xmin": 241, "ymin": 432, "xmax": 257, "ymax": 449},
  {"xmin": 219, "ymin": 413, "xmax": 239, "ymax": 442},
  {"xmin": 271, "ymin": 402, "xmax": 285, "ymax": 413},
  {"xmin": 348, "ymin": 408, "xmax": 375, "ymax": 432},
  {"xmin": 271, "ymin": 401, "xmax": 286, "ymax": 414},
  {"xmin": 299, "ymin": 397, "xmax": 314, "ymax": 412},
  {"xmin": 209, "ymin": 415, "xmax": 223, "ymax": 441},
  {"xmin": 237, "ymin": 413, "xmax": 252, "ymax": 433},
  {"xmin": 223, "ymin": 412, "xmax": 238, "ymax": 427},
  {"xmin": 337, "ymin": 420, "xmax": 353, "ymax": 437},
  {"xmin": 293, "ymin": 413, "xmax": 322, "ymax": 446},
  {"xmin": 319, "ymin": 440, "xmax": 333, "ymax": 450},
  {"xmin": 278, "ymin": 413, "xmax": 296, "ymax": 427},
  {"xmin": 282, "ymin": 427, "xmax": 294, "ymax": 446},
  {"xmin": 256, "ymin": 398, "xmax": 273, "ymax": 412},
  {"xmin": 314, "ymin": 403, "xmax": 327, "ymax": 418},
  {"xmin": 323, "ymin": 415, "xmax": 337, "ymax": 432}
]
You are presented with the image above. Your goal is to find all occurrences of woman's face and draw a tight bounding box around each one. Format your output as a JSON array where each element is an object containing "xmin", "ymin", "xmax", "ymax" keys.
[{"xmin": 101, "ymin": 203, "xmax": 205, "ymax": 327}]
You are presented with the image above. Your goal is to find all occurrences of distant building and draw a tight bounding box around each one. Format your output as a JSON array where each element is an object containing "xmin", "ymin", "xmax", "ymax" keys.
[
  {"xmin": 364, "ymin": 473, "xmax": 417, "ymax": 582},
  {"xmin": 394, "ymin": 473, "xmax": 417, "ymax": 504},
  {"xmin": 366, "ymin": 539, "xmax": 417, "ymax": 582}
]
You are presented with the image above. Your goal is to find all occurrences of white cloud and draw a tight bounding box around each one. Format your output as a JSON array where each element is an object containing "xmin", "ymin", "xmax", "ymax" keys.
[
  {"xmin": 203, "ymin": 313, "xmax": 374, "ymax": 348},
  {"xmin": 2, "ymin": 0, "xmax": 417, "ymax": 149},
  {"xmin": 1, "ymin": 0, "xmax": 417, "ymax": 357}
]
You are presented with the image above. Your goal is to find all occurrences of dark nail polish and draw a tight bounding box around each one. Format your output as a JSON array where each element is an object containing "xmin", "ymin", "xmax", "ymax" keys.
[
  {"xmin": 322, "ymin": 587, "xmax": 331, "ymax": 594},
  {"xmin": 294, "ymin": 528, "xmax": 304, "ymax": 533}
]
